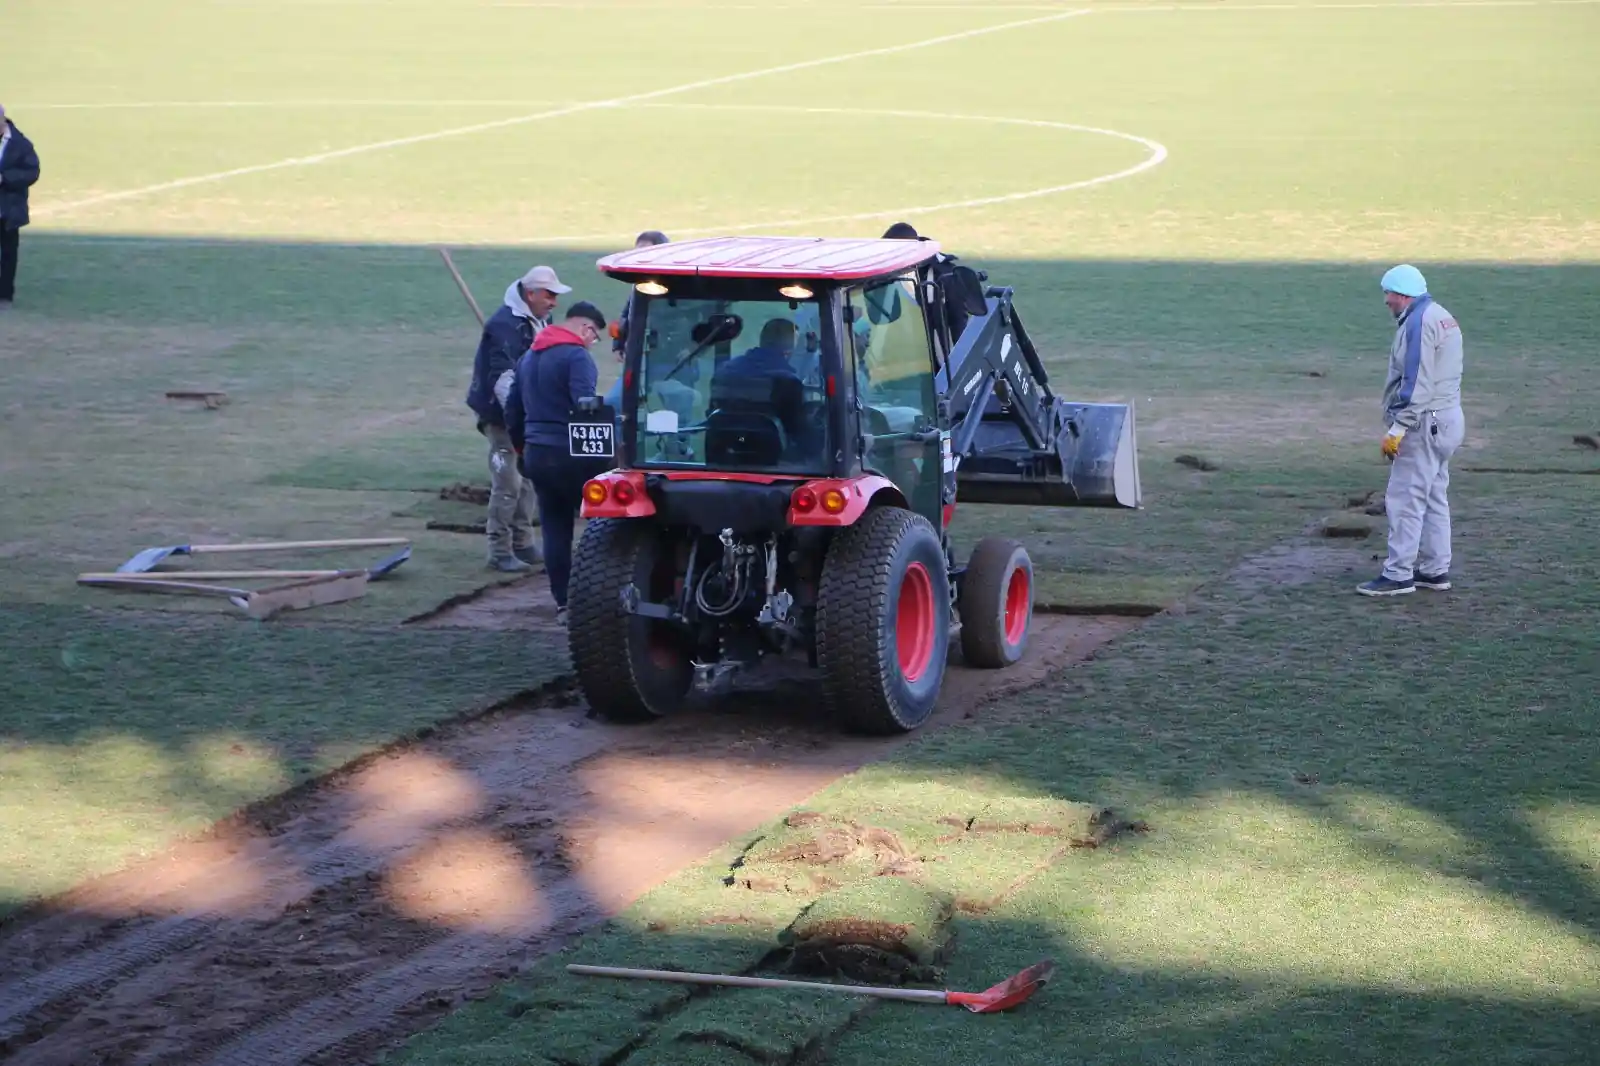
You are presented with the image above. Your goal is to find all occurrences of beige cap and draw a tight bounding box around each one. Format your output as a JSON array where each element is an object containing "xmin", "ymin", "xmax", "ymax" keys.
[{"xmin": 518, "ymin": 265, "xmax": 571, "ymax": 295}]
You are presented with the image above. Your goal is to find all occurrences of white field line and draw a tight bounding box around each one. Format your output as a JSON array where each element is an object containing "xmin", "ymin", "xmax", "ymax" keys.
[
  {"xmin": 19, "ymin": 100, "xmax": 583, "ymax": 111},
  {"xmin": 31, "ymin": 103, "xmax": 1168, "ymax": 250},
  {"xmin": 220, "ymin": 0, "xmax": 1600, "ymax": 8},
  {"xmin": 1108, "ymin": 0, "xmax": 1600, "ymax": 9},
  {"xmin": 475, "ymin": 103, "xmax": 1169, "ymax": 246},
  {"xmin": 34, "ymin": 9, "xmax": 1090, "ymax": 220}
]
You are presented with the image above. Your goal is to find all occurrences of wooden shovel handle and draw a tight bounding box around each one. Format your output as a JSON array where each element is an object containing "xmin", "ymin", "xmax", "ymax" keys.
[
  {"xmin": 190, "ymin": 538, "xmax": 410, "ymax": 554},
  {"xmin": 79, "ymin": 570, "xmax": 342, "ymax": 581},
  {"xmin": 564, "ymin": 965, "xmax": 948, "ymax": 1004},
  {"xmin": 78, "ymin": 577, "xmax": 248, "ymax": 597}
]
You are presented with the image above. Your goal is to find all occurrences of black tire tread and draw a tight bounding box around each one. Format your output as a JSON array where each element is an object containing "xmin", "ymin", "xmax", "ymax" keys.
[
  {"xmin": 959, "ymin": 536, "xmax": 1031, "ymax": 669},
  {"xmin": 815, "ymin": 507, "xmax": 947, "ymax": 734},
  {"xmin": 567, "ymin": 518, "xmax": 665, "ymax": 722}
]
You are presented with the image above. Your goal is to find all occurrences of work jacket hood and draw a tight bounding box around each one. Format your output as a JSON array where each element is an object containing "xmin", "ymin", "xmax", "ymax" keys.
[
  {"xmin": 532, "ymin": 325, "xmax": 587, "ymax": 352},
  {"xmin": 503, "ymin": 282, "xmax": 552, "ymax": 324}
]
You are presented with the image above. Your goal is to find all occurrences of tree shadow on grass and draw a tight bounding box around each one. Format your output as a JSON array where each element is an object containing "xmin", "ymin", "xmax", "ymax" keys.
[
  {"xmin": 3, "ymin": 232, "xmax": 1599, "ymax": 1061},
  {"xmin": 386, "ymin": 911, "xmax": 1600, "ymax": 1066}
]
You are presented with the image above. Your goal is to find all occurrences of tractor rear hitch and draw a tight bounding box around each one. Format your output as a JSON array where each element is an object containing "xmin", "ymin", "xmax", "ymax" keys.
[
  {"xmin": 693, "ymin": 659, "xmax": 745, "ymax": 692},
  {"xmin": 620, "ymin": 583, "xmax": 684, "ymax": 623}
]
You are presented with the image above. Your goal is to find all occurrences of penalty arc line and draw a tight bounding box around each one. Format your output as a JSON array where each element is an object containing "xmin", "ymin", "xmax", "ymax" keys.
[
  {"xmin": 470, "ymin": 103, "xmax": 1170, "ymax": 246},
  {"xmin": 34, "ymin": 9, "xmax": 1092, "ymax": 220}
]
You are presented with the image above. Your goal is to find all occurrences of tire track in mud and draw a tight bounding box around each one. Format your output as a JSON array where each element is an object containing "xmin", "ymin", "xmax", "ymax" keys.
[
  {"xmin": 0, "ymin": 687, "xmax": 602, "ymax": 1061},
  {"xmin": 0, "ymin": 593, "xmax": 1140, "ymax": 1066},
  {"xmin": 0, "ymin": 840, "xmax": 353, "ymax": 1039},
  {"xmin": 192, "ymin": 889, "xmax": 595, "ymax": 1066}
]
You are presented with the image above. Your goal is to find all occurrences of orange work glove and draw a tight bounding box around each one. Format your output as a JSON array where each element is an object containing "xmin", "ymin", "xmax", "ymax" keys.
[{"xmin": 1381, "ymin": 428, "xmax": 1406, "ymax": 461}]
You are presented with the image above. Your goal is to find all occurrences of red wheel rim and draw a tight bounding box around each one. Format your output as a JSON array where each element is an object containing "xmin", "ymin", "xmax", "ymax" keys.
[
  {"xmin": 1004, "ymin": 566, "xmax": 1030, "ymax": 646},
  {"xmin": 896, "ymin": 562, "xmax": 936, "ymax": 683}
]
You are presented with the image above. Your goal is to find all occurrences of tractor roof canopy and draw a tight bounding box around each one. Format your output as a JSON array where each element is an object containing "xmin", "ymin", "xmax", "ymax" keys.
[{"xmin": 597, "ymin": 236, "xmax": 942, "ymax": 282}]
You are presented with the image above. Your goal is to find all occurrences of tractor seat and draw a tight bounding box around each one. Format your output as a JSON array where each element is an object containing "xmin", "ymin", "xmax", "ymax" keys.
[{"xmin": 706, "ymin": 408, "xmax": 788, "ymax": 467}]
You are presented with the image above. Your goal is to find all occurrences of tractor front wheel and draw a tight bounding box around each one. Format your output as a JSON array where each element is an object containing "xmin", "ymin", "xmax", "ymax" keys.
[
  {"xmin": 816, "ymin": 507, "xmax": 951, "ymax": 734},
  {"xmin": 958, "ymin": 536, "xmax": 1034, "ymax": 668},
  {"xmin": 568, "ymin": 518, "xmax": 694, "ymax": 722}
]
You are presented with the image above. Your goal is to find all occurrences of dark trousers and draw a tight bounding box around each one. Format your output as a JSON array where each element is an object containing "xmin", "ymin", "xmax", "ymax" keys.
[
  {"xmin": 522, "ymin": 444, "xmax": 592, "ymax": 607},
  {"xmin": 0, "ymin": 225, "xmax": 18, "ymax": 302}
]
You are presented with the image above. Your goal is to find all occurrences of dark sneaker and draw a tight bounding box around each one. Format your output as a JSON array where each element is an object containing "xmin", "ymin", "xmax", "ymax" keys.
[
  {"xmin": 1414, "ymin": 572, "xmax": 1451, "ymax": 590},
  {"xmin": 1356, "ymin": 576, "xmax": 1414, "ymax": 597},
  {"xmin": 514, "ymin": 544, "xmax": 544, "ymax": 566},
  {"xmin": 488, "ymin": 555, "xmax": 532, "ymax": 574}
]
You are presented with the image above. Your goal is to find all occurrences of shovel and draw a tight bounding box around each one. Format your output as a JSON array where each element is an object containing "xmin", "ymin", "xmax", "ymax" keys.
[
  {"xmin": 88, "ymin": 545, "xmax": 413, "ymax": 583},
  {"xmin": 565, "ymin": 959, "xmax": 1055, "ymax": 1014},
  {"xmin": 114, "ymin": 537, "xmax": 410, "ymax": 574}
]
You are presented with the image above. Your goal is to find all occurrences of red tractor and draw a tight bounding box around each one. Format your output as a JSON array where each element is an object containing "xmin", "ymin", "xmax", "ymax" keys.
[{"xmin": 566, "ymin": 236, "xmax": 1141, "ymax": 734}]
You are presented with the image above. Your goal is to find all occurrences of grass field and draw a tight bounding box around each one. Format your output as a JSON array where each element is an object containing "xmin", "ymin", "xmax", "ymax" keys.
[{"xmin": 5, "ymin": 0, "xmax": 1600, "ymax": 1061}]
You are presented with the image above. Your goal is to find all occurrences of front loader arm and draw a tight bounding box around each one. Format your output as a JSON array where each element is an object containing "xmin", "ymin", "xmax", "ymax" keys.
[{"xmin": 940, "ymin": 288, "xmax": 1142, "ymax": 510}]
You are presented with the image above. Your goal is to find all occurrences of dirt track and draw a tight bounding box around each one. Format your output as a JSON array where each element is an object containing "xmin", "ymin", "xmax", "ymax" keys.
[{"xmin": 0, "ymin": 577, "xmax": 1140, "ymax": 1066}]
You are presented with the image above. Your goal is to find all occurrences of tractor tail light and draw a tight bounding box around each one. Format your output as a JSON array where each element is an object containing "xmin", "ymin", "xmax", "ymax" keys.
[
  {"xmin": 821, "ymin": 489, "xmax": 848, "ymax": 515},
  {"xmin": 792, "ymin": 487, "xmax": 817, "ymax": 513},
  {"xmin": 612, "ymin": 479, "xmax": 637, "ymax": 506},
  {"xmin": 583, "ymin": 480, "xmax": 609, "ymax": 506}
]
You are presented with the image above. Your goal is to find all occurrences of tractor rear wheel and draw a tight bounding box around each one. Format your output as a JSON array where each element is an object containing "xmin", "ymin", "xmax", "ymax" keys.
[
  {"xmin": 816, "ymin": 506, "xmax": 950, "ymax": 734},
  {"xmin": 568, "ymin": 518, "xmax": 694, "ymax": 722},
  {"xmin": 958, "ymin": 536, "xmax": 1034, "ymax": 668}
]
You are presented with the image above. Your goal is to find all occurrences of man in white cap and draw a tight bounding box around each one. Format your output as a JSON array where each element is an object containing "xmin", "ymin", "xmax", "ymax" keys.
[
  {"xmin": 465, "ymin": 265, "xmax": 571, "ymax": 572},
  {"xmin": 1357, "ymin": 264, "xmax": 1466, "ymax": 597}
]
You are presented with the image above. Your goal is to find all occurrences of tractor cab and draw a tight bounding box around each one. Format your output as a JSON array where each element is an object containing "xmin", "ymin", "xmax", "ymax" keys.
[{"xmin": 600, "ymin": 236, "xmax": 959, "ymax": 530}]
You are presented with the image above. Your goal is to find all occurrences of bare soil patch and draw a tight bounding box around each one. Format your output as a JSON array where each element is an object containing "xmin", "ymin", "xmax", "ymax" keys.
[
  {"xmin": 1230, "ymin": 541, "xmax": 1373, "ymax": 592},
  {"xmin": 0, "ymin": 575, "xmax": 1140, "ymax": 1066}
]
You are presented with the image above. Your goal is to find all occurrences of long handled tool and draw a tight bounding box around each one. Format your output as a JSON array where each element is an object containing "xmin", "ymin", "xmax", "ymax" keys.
[
  {"xmin": 115, "ymin": 538, "xmax": 410, "ymax": 575},
  {"xmin": 88, "ymin": 546, "xmax": 412, "ymax": 583},
  {"xmin": 78, "ymin": 570, "xmax": 371, "ymax": 620},
  {"xmin": 565, "ymin": 959, "xmax": 1054, "ymax": 1014},
  {"xmin": 437, "ymin": 247, "xmax": 485, "ymax": 326}
]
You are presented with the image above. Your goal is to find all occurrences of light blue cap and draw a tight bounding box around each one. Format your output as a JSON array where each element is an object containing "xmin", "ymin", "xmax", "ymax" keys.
[{"xmin": 1380, "ymin": 264, "xmax": 1427, "ymax": 298}]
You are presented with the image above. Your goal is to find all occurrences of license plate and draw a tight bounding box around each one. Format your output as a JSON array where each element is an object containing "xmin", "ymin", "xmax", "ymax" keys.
[{"xmin": 568, "ymin": 422, "xmax": 615, "ymax": 458}]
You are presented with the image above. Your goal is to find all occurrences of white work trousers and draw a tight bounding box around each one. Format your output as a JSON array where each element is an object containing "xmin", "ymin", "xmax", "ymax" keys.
[{"xmin": 1382, "ymin": 405, "xmax": 1465, "ymax": 581}]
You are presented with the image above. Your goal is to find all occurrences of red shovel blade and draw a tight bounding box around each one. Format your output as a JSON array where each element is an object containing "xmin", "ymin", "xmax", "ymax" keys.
[{"xmin": 944, "ymin": 959, "xmax": 1056, "ymax": 1014}]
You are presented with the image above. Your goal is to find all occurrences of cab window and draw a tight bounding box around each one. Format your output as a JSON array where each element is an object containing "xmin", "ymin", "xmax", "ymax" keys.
[{"xmin": 847, "ymin": 276, "xmax": 937, "ymax": 432}]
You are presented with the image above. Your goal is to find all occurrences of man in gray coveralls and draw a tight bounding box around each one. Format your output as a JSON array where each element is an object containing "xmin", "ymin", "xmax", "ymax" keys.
[{"xmin": 1357, "ymin": 264, "xmax": 1467, "ymax": 598}]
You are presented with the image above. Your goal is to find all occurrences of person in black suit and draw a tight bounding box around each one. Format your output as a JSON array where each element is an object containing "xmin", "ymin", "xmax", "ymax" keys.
[{"xmin": 0, "ymin": 105, "xmax": 41, "ymax": 307}]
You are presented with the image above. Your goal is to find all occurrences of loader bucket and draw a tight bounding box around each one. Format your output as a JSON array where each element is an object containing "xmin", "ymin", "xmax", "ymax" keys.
[
  {"xmin": 1057, "ymin": 401, "xmax": 1142, "ymax": 509},
  {"xmin": 955, "ymin": 400, "xmax": 1141, "ymax": 510}
]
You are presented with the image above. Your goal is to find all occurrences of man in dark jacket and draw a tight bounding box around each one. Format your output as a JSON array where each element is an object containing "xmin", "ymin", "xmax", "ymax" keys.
[
  {"xmin": 465, "ymin": 265, "xmax": 569, "ymax": 571},
  {"xmin": 881, "ymin": 220, "xmax": 970, "ymax": 353},
  {"xmin": 504, "ymin": 301, "xmax": 609, "ymax": 623},
  {"xmin": 0, "ymin": 106, "xmax": 41, "ymax": 307}
]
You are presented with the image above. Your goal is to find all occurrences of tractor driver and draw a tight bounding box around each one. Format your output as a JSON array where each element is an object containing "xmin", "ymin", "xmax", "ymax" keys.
[{"xmin": 710, "ymin": 317, "xmax": 812, "ymax": 453}]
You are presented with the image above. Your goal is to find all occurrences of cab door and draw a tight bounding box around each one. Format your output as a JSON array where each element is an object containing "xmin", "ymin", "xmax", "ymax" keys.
[{"xmin": 846, "ymin": 275, "xmax": 944, "ymax": 527}]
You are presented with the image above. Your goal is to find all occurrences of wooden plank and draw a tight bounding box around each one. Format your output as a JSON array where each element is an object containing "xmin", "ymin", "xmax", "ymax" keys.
[{"xmin": 241, "ymin": 571, "xmax": 369, "ymax": 620}]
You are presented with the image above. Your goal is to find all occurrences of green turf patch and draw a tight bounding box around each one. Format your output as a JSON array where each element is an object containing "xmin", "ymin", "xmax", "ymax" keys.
[
  {"xmin": 391, "ymin": 494, "xmax": 494, "ymax": 531},
  {"xmin": 782, "ymin": 876, "xmax": 955, "ymax": 976},
  {"xmin": 260, "ymin": 429, "xmax": 487, "ymax": 493},
  {"xmin": 0, "ymin": 604, "xmax": 566, "ymax": 917},
  {"xmin": 629, "ymin": 987, "xmax": 871, "ymax": 1066},
  {"xmin": 1032, "ymin": 571, "xmax": 1203, "ymax": 614}
]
